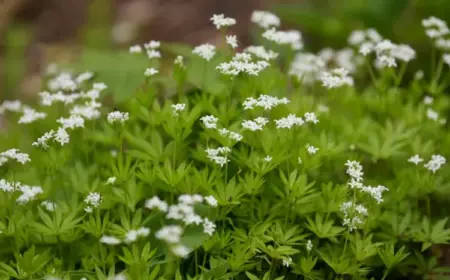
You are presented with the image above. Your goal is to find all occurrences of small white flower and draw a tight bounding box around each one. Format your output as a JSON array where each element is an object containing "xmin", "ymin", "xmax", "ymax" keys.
[
  {"xmin": 145, "ymin": 196, "xmax": 169, "ymax": 212},
  {"xmin": 320, "ymin": 68, "xmax": 354, "ymax": 89},
  {"xmin": 282, "ymin": 257, "xmax": 292, "ymax": 267},
  {"xmin": 144, "ymin": 68, "xmax": 159, "ymax": 76},
  {"xmin": 16, "ymin": 185, "xmax": 43, "ymax": 204},
  {"xmin": 147, "ymin": 50, "xmax": 161, "ymax": 59},
  {"xmin": 200, "ymin": 115, "xmax": 219, "ymax": 129},
  {"xmin": 106, "ymin": 177, "xmax": 116, "ymax": 185},
  {"xmin": 306, "ymin": 239, "xmax": 313, "ymax": 252},
  {"xmin": 144, "ymin": 40, "xmax": 161, "ymax": 49},
  {"xmin": 210, "ymin": 14, "xmax": 236, "ymax": 29},
  {"xmin": 193, "ymin": 44, "xmax": 216, "ymax": 61},
  {"xmin": 174, "ymin": 56, "xmax": 184, "ymax": 67},
  {"xmin": 298, "ymin": 157, "xmax": 302, "ymax": 164},
  {"xmin": 426, "ymin": 108, "xmax": 439, "ymax": 121},
  {"xmin": 262, "ymin": 28, "xmax": 303, "ymax": 50},
  {"xmin": 408, "ymin": 154, "xmax": 424, "ymax": 165},
  {"xmin": 306, "ymin": 144, "xmax": 319, "ymax": 155},
  {"xmin": 107, "ymin": 111, "xmax": 129, "ymax": 124},
  {"xmin": 244, "ymin": 45, "xmax": 278, "ymax": 60},
  {"xmin": 33, "ymin": 130, "xmax": 55, "ymax": 149},
  {"xmin": 84, "ymin": 192, "xmax": 102, "ymax": 212},
  {"xmin": 18, "ymin": 108, "xmax": 47, "ymax": 124},
  {"xmin": 415, "ymin": 70, "xmax": 424, "ymax": 80},
  {"xmin": 129, "ymin": 45, "xmax": 142, "ymax": 53},
  {"xmin": 57, "ymin": 115, "xmax": 85, "ymax": 129},
  {"xmin": 171, "ymin": 103, "xmax": 186, "ymax": 116},
  {"xmin": 304, "ymin": 112, "xmax": 319, "ymax": 124},
  {"xmin": 76, "ymin": 72, "xmax": 94, "ymax": 84},
  {"xmin": 204, "ymin": 195, "xmax": 218, "ymax": 207},
  {"xmin": 203, "ymin": 218, "xmax": 216, "ymax": 236},
  {"xmin": 0, "ymin": 149, "xmax": 31, "ymax": 166},
  {"xmin": 424, "ymin": 96, "xmax": 434, "ymax": 105},
  {"xmin": 424, "ymin": 154, "xmax": 446, "ymax": 173},
  {"xmin": 226, "ymin": 35, "xmax": 238, "ymax": 49},
  {"xmin": 171, "ymin": 244, "xmax": 191, "ymax": 258},
  {"xmin": 100, "ymin": 235, "xmax": 122, "ymax": 245},
  {"xmin": 155, "ymin": 225, "xmax": 183, "ymax": 244},
  {"xmin": 229, "ymin": 132, "xmax": 243, "ymax": 142},
  {"xmin": 41, "ymin": 201, "xmax": 57, "ymax": 212},
  {"xmin": 251, "ymin": 11, "xmax": 280, "ymax": 29},
  {"xmin": 264, "ymin": 155, "xmax": 272, "ymax": 162}
]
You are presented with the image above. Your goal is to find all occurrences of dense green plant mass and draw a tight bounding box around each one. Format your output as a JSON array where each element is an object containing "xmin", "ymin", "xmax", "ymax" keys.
[{"xmin": 1, "ymin": 11, "xmax": 450, "ymax": 280}]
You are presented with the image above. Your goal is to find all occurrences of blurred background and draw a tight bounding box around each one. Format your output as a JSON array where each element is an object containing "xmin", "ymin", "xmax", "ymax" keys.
[{"xmin": 0, "ymin": 0, "xmax": 448, "ymax": 101}]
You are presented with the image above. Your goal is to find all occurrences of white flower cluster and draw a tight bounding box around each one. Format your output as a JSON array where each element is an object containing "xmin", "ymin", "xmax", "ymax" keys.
[
  {"xmin": 206, "ymin": 147, "xmax": 231, "ymax": 167},
  {"xmin": 100, "ymin": 227, "xmax": 150, "ymax": 245},
  {"xmin": 340, "ymin": 201, "xmax": 367, "ymax": 232},
  {"xmin": 106, "ymin": 177, "xmax": 116, "ymax": 185},
  {"xmin": 306, "ymin": 239, "xmax": 313, "ymax": 252},
  {"xmin": 216, "ymin": 52, "xmax": 270, "ymax": 76},
  {"xmin": 145, "ymin": 194, "xmax": 217, "ymax": 257},
  {"xmin": 251, "ymin": 11, "xmax": 280, "ymax": 29},
  {"xmin": 210, "ymin": 14, "xmax": 236, "ymax": 29},
  {"xmin": 244, "ymin": 45, "xmax": 278, "ymax": 61},
  {"xmin": 0, "ymin": 149, "xmax": 31, "ymax": 166},
  {"xmin": 242, "ymin": 117, "xmax": 269, "ymax": 131},
  {"xmin": 0, "ymin": 100, "xmax": 23, "ymax": 114},
  {"xmin": 18, "ymin": 107, "xmax": 47, "ymax": 124},
  {"xmin": 107, "ymin": 111, "xmax": 129, "ymax": 125},
  {"xmin": 171, "ymin": 103, "xmax": 186, "ymax": 116},
  {"xmin": 174, "ymin": 55, "xmax": 185, "ymax": 68},
  {"xmin": 193, "ymin": 43, "xmax": 216, "ymax": 61},
  {"xmin": 84, "ymin": 192, "xmax": 102, "ymax": 213},
  {"xmin": 422, "ymin": 16, "xmax": 449, "ymax": 40},
  {"xmin": 33, "ymin": 78, "xmax": 106, "ymax": 148},
  {"xmin": 274, "ymin": 112, "xmax": 318, "ymax": 130},
  {"xmin": 289, "ymin": 53, "xmax": 326, "ymax": 84},
  {"xmin": 0, "ymin": 179, "xmax": 43, "ymax": 204},
  {"xmin": 422, "ymin": 96, "xmax": 446, "ymax": 124},
  {"xmin": 262, "ymin": 28, "xmax": 303, "ymax": 50},
  {"xmin": 348, "ymin": 28, "xmax": 383, "ymax": 47},
  {"xmin": 306, "ymin": 144, "xmax": 319, "ymax": 155},
  {"xmin": 318, "ymin": 48, "xmax": 361, "ymax": 73},
  {"xmin": 144, "ymin": 68, "xmax": 158, "ymax": 76},
  {"xmin": 340, "ymin": 161, "xmax": 388, "ymax": 231},
  {"xmin": 200, "ymin": 115, "xmax": 219, "ymax": 129},
  {"xmin": 41, "ymin": 200, "xmax": 57, "ymax": 212},
  {"xmin": 243, "ymin": 95, "xmax": 290, "ymax": 111},
  {"xmin": 218, "ymin": 128, "xmax": 243, "ymax": 142},
  {"xmin": 226, "ymin": 35, "xmax": 238, "ymax": 49},
  {"xmin": 409, "ymin": 154, "xmax": 446, "ymax": 173},
  {"xmin": 320, "ymin": 68, "xmax": 354, "ymax": 89},
  {"xmin": 145, "ymin": 40, "xmax": 161, "ymax": 59}
]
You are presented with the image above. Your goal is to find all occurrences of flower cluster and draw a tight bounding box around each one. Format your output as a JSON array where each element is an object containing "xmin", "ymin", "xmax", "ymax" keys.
[
  {"xmin": 216, "ymin": 52, "xmax": 270, "ymax": 76},
  {"xmin": 251, "ymin": 10, "xmax": 280, "ymax": 29},
  {"xmin": 244, "ymin": 45, "xmax": 278, "ymax": 61},
  {"xmin": 320, "ymin": 68, "xmax": 354, "ymax": 89},
  {"xmin": 206, "ymin": 147, "xmax": 231, "ymax": 167},
  {"xmin": 193, "ymin": 43, "xmax": 216, "ymax": 61},
  {"xmin": 84, "ymin": 192, "xmax": 102, "ymax": 213},
  {"xmin": 242, "ymin": 117, "xmax": 269, "ymax": 131},
  {"xmin": 409, "ymin": 154, "xmax": 446, "ymax": 173},
  {"xmin": 107, "ymin": 111, "xmax": 129, "ymax": 125},
  {"xmin": 262, "ymin": 28, "xmax": 303, "ymax": 50},
  {"xmin": 210, "ymin": 14, "xmax": 236, "ymax": 29},
  {"xmin": 289, "ymin": 53, "xmax": 326, "ymax": 84},
  {"xmin": 0, "ymin": 148, "xmax": 31, "ymax": 166},
  {"xmin": 242, "ymin": 95, "xmax": 290, "ymax": 111}
]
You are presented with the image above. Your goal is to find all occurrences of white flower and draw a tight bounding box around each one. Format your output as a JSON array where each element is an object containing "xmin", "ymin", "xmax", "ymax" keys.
[
  {"xmin": 275, "ymin": 114, "xmax": 304, "ymax": 129},
  {"xmin": 203, "ymin": 218, "xmax": 216, "ymax": 236},
  {"xmin": 204, "ymin": 195, "xmax": 218, "ymax": 207},
  {"xmin": 57, "ymin": 115, "xmax": 85, "ymax": 129},
  {"xmin": 242, "ymin": 120, "xmax": 264, "ymax": 131},
  {"xmin": 129, "ymin": 45, "xmax": 142, "ymax": 53},
  {"xmin": 147, "ymin": 49, "xmax": 161, "ymax": 59},
  {"xmin": 16, "ymin": 185, "xmax": 43, "ymax": 204},
  {"xmin": 193, "ymin": 44, "xmax": 216, "ymax": 61},
  {"xmin": 0, "ymin": 100, "xmax": 22, "ymax": 113},
  {"xmin": 408, "ymin": 154, "xmax": 424, "ymax": 165},
  {"xmin": 359, "ymin": 42, "xmax": 373, "ymax": 56},
  {"xmin": 107, "ymin": 111, "xmax": 129, "ymax": 124},
  {"xmin": 375, "ymin": 55, "xmax": 397, "ymax": 68},
  {"xmin": 106, "ymin": 177, "xmax": 116, "ymax": 185},
  {"xmin": 229, "ymin": 132, "xmax": 243, "ymax": 142},
  {"xmin": 200, "ymin": 115, "xmax": 219, "ymax": 129},
  {"xmin": 298, "ymin": 157, "xmax": 302, "ymax": 164},
  {"xmin": 144, "ymin": 40, "xmax": 161, "ymax": 49},
  {"xmin": 174, "ymin": 56, "xmax": 184, "ymax": 67},
  {"xmin": 33, "ymin": 130, "xmax": 55, "ymax": 149},
  {"xmin": 426, "ymin": 108, "xmax": 439, "ymax": 121},
  {"xmin": 178, "ymin": 194, "xmax": 204, "ymax": 205},
  {"xmin": 262, "ymin": 28, "xmax": 303, "ymax": 50},
  {"xmin": 155, "ymin": 225, "xmax": 183, "ymax": 244},
  {"xmin": 84, "ymin": 192, "xmax": 102, "ymax": 212},
  {"xmin": 124, "ymin": 227, "xmax": 150, "ymax": 243},
  {"xmin": 93, "ymin": 83, "xmax": 107, "ymax": 92},
  {"xmin": 144, "ymin": 68, "xmax": 159, "ymax": 76},
  {"xmin": 210, "ymin": 14, "xmax": 236, "ymax": 29},
  {"xmin": 306, "ymin": 145, "xmax": 319, "ymax": 155},
  {"xmin": 242, "ymin": 95, "xmax": 290, "ymax": 111},
  {"xmin": 41, "ymin": 200, "xmax": 57, "ymax": 211},
  {"xmin": 0, "ymin": 149, "xmax": 31, "ymax": 166},
  {"xmin": 361, "ymin": 185, "xmax": 388, "ymax": 204},
  {"xmin": 100, "ymin": 235, "xmax": 122, "ymax": 245},
  {"xmin": 216, "ymin": 58, "xmax": 269, "ymax": 76},
  {"xmin": 424, "ymin": 96, "xmax": 434, "ymax": 105},
  {"xmin": 320, "ymin": 68, "xmax": 354, "ymax": 89},
  {"xmin": 18, "ymin": 108, "xmax": 47, "ymax": 124},
  {"xmin": 306, "ymin": 240, "xmax": 313, "ymax": 252},
  {"xmin": 251, "ymin": 11, "xmax": 280, "ymax": 29},
  {"xmin": 0, "ymin": 179, "xmax": 14, "ymax": 192},
  {"xmin": 76, "ymin": 72, "xmax": 94, "ymax": 84},
  {"xmin": 264, "ymin": 155, "xmax": 272, "ymax": 162},
  {"xmin": 304, "ymin": 112, "xmax": 319, "ymax": 124},
  {"xmin": 226, "ymin": 35, "xmax": 238, "ymax": 49},
  {"xmin": 244, "ymin": 45, "xmax": 278, "ymax": 60},
  {"xmin": 391, "ymin": 44, "xmax": 416, "ymax": 62},
  {"xmin": 145, "ymin": 196, "xmax": 169, "ymax": 212},
  {"xmin": 422, "ymin": 16, "xmax": 449, "ymax": 39},
  {"xmin": 282, "ymin": 257, "xmax": 292, "ymax": 267},
  {"xmin": 289, "ymin": 53, "xmax": 326, "ymax": 84},
  {"xmin": 171, "ymin": 103, "xmax": 186, "ymax": 116},
  {"xmin": 424, "ymin": 154, "xmax": 446, "ymax": 173},
  {"xmin": 53, "ymin": 127, "xmax": 70, "ymax": 146},
  {"xmin": 444, "ymin": 54, "xmax": 450, "ymax": 67},
  {"xmin": 70, "ymin": 103, "xmax": 101, "ymax": 120},
  {"xmin": 171, "ymin": 244, "xmax": 191, "ymax": 258},
  {"xmin": 415, "ymin": 70, "xmax": 424, "ymax": 80}
]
